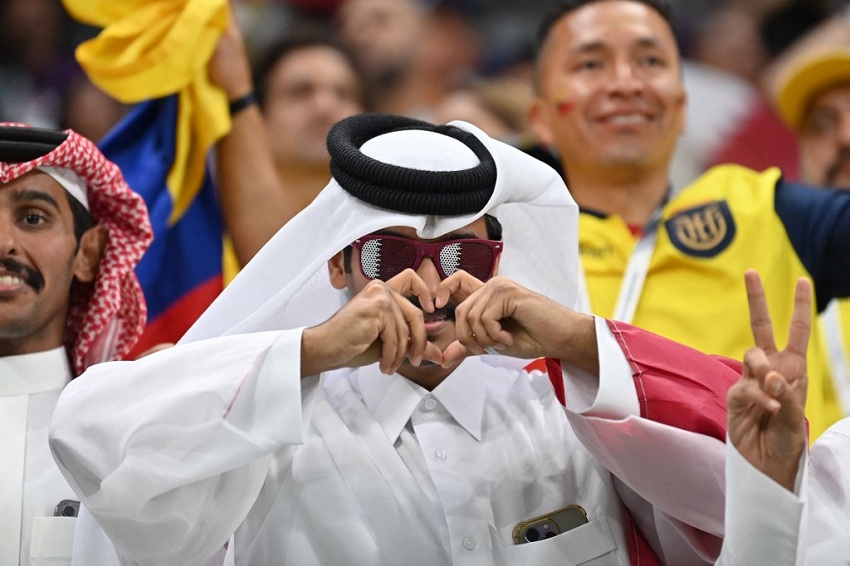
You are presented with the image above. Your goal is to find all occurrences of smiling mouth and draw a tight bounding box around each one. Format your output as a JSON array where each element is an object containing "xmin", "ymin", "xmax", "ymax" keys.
[
  {"xmin": 0, "ymin": 274, "xmax": 26, "ymax": 286},
  {"xmin": 603, "ymin": 113, "xmax": 651, "ymax": 126},
  {"xmin": 0, "ymin": 258, "xmax": 44, "ymax": 292}
]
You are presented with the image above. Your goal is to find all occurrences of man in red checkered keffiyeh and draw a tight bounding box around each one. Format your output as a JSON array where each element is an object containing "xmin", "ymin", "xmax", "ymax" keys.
[
  {"xmin": 0, "ymin": 123, "xmax": 152, "ymax": 374},
  {"xmin": 0, "ymin": 123, "xmax": 151, "ymax": 564}
]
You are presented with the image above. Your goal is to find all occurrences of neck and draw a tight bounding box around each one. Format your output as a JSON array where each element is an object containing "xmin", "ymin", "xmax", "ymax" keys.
[{"xmin": 567, "ymin": 165, "xmax": 670, "ymax": 227}]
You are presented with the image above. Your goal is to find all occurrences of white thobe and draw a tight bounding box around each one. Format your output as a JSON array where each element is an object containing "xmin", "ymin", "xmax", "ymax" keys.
[
  {"xmin": 51, "ymin": 318, "xmax": 813, "ymax": 566},
  {"xmin": 1, "ymin": 348, "xmax": 76, "ymax": 566},
  {"xmin": 718, "ymin": 417, "xmax": 850, "ymax": 565}
]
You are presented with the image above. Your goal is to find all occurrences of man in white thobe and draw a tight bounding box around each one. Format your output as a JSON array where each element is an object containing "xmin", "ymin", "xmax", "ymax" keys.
[
  {"xmin": 51, "ymin": 114, "xmax": 814, "ymax": 565},
  {"xmin": 0, "ymin": 124, "xmax": 151, "ymax": 565}
]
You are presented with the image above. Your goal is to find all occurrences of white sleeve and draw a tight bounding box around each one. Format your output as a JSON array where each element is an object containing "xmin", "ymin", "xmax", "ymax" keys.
[
  {"xmin": 715, "ymin": 439, "xmax": 807, "ymax": 565},
  {"xmin": 561, "ymin": 316, "xmax": 640, "ymax": 417},
  {"xmin": 50, "ymin": 329, "xmax": 305, "ymax": 566},
  {"xmin": 806, "ymin": 418, "xmax": 850, "ymax": 561},
  {"xmin": 561, "ymin": 318, "xmax": 727, "ymax": 563}
]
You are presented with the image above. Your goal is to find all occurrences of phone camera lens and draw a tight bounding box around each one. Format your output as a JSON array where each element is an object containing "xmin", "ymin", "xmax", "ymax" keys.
[{"xmin": 524, "ymin": 527, "xmax": 540, "ymax": 542}]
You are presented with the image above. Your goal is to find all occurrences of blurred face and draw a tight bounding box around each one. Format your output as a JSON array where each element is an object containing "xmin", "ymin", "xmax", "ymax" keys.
[
  {"xmin": 0, "ymin": 172, "xmax": 93, "ymax": 355},
  {"xmin": 434, "ymin": 91, "xmax": 515, "ymax": 141},
  {"xmin": 530, "ymin": 0, "xmax": 686, "ymax": 177},
  {"xmin": 330, "ymin": 218, "xmax": 492, "ymax": 388},
  {"xmin": 799, "ymin": 83, "xmax": 850, "ymax": 189},
  {"xmin": 336, "ymin": 0, "xmax": 424, "ymax": 81},
  {"xmin": 262, "ymin": 46, "xmax": 364, "ymax": 169}
]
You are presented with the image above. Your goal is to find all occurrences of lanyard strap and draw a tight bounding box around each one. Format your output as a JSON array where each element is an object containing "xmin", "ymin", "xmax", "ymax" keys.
[
  {"xmin": 577, "ymin": 211, "xmax": 662, "ymax": 324},
  {"xmin": 821, "ymin": 300, "xmax": 850, "ymax": 415}
]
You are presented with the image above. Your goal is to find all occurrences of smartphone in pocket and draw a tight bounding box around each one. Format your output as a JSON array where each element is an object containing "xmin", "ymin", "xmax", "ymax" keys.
[{"xmin": 512, "ymin": 504, "xmax": 588, "ymax": 544}]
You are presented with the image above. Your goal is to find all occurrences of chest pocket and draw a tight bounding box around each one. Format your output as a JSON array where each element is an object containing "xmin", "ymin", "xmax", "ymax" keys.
[
  {"xmin": 29, "ymin": 516, "xmax": 76, "ymax": 566},
  {"xmin": 504, "ymin": 517, "xmax": 622, "ymax": 566}
]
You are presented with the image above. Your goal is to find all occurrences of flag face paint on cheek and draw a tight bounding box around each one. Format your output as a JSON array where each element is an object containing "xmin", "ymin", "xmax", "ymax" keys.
[{"xmin": 556, "ymin": 98, "xmax": 573, "ymax": 116}]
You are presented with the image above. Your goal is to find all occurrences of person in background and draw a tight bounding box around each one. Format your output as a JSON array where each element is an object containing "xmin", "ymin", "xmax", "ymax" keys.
[
  {"xmin": 772, "ymin": 28, "xmax": 850, "ymax": 424},
  {"xmin": 433, "ymin": 75, "xmax": 536, "ymax": 148},
  {"xmin": 335, "ymin": 0, "xmax": 481, "ymax": 119},
  {"xmin": 527, "ymin": 0, "xmax": 850, "ymax": 439},
  {"xmin": 210, "ymin": 17, "xmax": 367, "ymax": 268},
  {"xmin": 0, "ymin": 123, "xmax": 150, "ymax": 565}
]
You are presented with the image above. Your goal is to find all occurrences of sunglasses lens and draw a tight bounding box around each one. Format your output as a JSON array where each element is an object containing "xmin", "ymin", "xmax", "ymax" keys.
[
  {"xmin": 440, "ymin": 242, "xmax": 495, "ymax": 280},
  {"xmin": 360, "ymin": 237, "xmax": 417, "ymax": 281}
]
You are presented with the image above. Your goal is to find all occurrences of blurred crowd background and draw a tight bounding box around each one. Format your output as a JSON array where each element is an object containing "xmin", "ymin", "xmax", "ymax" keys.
[{"xmin": 1, "ymin": 0, "xmax": 847, "ymax": 187}]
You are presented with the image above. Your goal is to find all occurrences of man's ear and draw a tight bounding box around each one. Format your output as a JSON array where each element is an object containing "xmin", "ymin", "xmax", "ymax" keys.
[
  {"xmin": 328, "ymin": 250, "xmax": 348, "ymax": 290},
  {"xmin": 528, "ymin": 97, "xmax": 556, "ymax": 147},
  {"xmin": 73, "ymin": 225, "xmax": 108, "ymax": 283}
]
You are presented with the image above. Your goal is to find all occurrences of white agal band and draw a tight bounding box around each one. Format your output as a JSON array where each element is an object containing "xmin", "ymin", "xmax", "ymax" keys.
[{"xmin": 38, "ymin": 166, "xmax": 89, "ymax": 211}]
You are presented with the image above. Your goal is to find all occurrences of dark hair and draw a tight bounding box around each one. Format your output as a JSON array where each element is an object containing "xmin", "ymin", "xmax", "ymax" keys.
[
  {"xmin": 342, "ymin": 213, "xmax": 503, "ymax": 274},
  {"xmin": 253, "ymin": 34, "xmax": 369, "ymax": 110},
  {"xmin": 65, "ymin": 191, "xmax": 95, "ymax": 249},
  {"xmin": 536, "ymin": 0, "xmax": 675, "ymax": 54},
  {"xmin": 533, "ymin": 0, "xmax": 677, "ymax": 91}
]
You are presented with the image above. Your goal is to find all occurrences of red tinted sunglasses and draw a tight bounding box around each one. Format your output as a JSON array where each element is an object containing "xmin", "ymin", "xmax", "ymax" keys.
[{"xmin": 351, "ymin": 234, "xmax": 503, "ymax": 282}]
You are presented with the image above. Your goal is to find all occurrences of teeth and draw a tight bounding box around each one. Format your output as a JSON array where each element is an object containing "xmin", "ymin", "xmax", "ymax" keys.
[
  {"xmin": 0, "ymin": 275, "xmax": 24, "ymax": 285},
  {"xmin": 608, "ymin": 113, "xmax": 647, "ymax": 124}
]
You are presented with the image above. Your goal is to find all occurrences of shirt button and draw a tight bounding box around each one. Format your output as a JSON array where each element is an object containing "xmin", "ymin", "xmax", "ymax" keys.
[
  {"xmin": 423, "ymin": 397, "xmax": 438, "ymax": 411},
  {"xmin": 463, "ymin": 537, "xmax": 476, "ymax": 550},
  {"xmin": 434, "ymin": 448, "xmax": 447, "ymax": 461}
]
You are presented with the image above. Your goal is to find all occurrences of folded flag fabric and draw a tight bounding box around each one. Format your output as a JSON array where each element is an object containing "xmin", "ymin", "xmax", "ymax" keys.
[
  {"xmin": 98, "ymin": 96, "xmax": 224, "ymax": 355},
  {"xmin": 62, "ymin": 0, "xmax": 234, "ymax": 353}
]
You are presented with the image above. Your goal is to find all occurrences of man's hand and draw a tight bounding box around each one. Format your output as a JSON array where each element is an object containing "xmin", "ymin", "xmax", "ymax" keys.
[
  {"xmin": 727, "ymin": 270, "xmax": 810, "ymax": 491},
  {"xmin": 301, "ymin": 271, "xmax": 443, "ymax": 377},
  {"xmin": 440, "ymin": 274, "xmax": 598, "ymax": 373}
]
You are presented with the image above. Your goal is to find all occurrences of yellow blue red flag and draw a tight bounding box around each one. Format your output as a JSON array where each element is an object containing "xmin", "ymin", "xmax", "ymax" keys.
[{"xmin": 62, "ymin": 0, "xmax": 234, "ymax": 352}]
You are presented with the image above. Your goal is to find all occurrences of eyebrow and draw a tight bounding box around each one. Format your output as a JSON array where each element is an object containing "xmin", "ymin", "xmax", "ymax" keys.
[
  {"xmin": 12, "ymin": 188, "xmax": 61, "ymax": 211},
  {"xmin": 571, "ymin": 36, "xmax": 666, "ymax": 54}
]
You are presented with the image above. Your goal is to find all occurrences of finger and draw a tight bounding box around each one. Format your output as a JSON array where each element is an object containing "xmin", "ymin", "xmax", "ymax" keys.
[
  {"xmin": 742, "ymin": 347, "xmax": 771, "ymax": 385},
  {"xmin": 785, "ymin": 277, "xmax": 812, "ymax": 357},
  {"xmin": 376, "ymin": 306, "xmax": 400, "ymax": 375},
  {"xmin": 421, "ymin": 342, "xmax": 444, "ymax": 366},
  {"xmin": 479, "ymin": 298, "xmax": 516, "ymax": 347},
  {"xmin": 462, "ymin": 289, "xmax": 495, "ymax": 354},
  {"xmin": 728, "ymin": 377, "xmax": 780, "ymax": 415},
  {"xmin": 438, "ymin": 271, "xmax": 484, "ymax": 310},
  {"xmin": 745, "ymin": 270, "xmax": 777, "ymax": 353},
  {"xmin": 386, "ymin": 293, "xmax": 412, "ymax": 374},
  {"xmin": 441, "ymin": 340, "xmax": 473, "ymax": 367},
  {"xmin": 398, "ymin": 296, "xmax": 426, "ymax": 366},
  {"xmin": 373, "ymin": 286, "xmax": 407, "ymax": 374},
  {"xmin": 387, "ymin": 269, "xmax": 434, "ymax": 313}
]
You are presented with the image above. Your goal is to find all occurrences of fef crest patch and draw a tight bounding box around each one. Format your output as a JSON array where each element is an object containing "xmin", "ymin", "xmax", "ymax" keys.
[{"xmin": 665, "ymin": 201, "xmax": 735, "ymax": 258}]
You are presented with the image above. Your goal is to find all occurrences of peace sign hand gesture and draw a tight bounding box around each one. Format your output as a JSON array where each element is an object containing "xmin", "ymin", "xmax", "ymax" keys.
[{"xmin": 727, "ymin": 270, "xmax": 810, "ymax": 491}]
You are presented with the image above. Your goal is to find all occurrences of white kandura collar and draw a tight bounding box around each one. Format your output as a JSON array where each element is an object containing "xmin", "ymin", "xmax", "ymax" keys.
[
  {"xmin": 0, "ymin": 347, "xmax": 71, "ymax": 396},
  {"xmin": 353, "ymin": 356, "xmax": 506, "ymax": 443}
]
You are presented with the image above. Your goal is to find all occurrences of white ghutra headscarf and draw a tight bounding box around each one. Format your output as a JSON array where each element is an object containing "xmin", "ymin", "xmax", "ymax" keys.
[{"xmin": 181, "ymin": 115, "xmax": 579, "ymax": 342}]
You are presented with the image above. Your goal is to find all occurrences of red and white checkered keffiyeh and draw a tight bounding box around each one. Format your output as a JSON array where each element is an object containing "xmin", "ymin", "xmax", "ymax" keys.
[{"xmin": 0, "ymin": 123, "xmax": 152, "ymax": 374}]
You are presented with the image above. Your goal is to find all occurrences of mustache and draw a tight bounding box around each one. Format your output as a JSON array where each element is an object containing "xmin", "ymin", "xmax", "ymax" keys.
[
  {"xmin": 407, "ymin": 296, "xmax": 456, "ymax": 321},
  {"xmin": 0, "ymin": 258, "xmax": 44, "ymax": 292}
]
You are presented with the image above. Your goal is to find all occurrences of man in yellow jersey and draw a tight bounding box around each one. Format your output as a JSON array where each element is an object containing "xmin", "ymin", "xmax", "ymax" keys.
[
  {"xmin": 528, "ymin": 0, "xmax": 850, "ymax": 438},
  {"xmin": 772, "ymin": 27, "xmax": 850, "ymax": 423}
]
